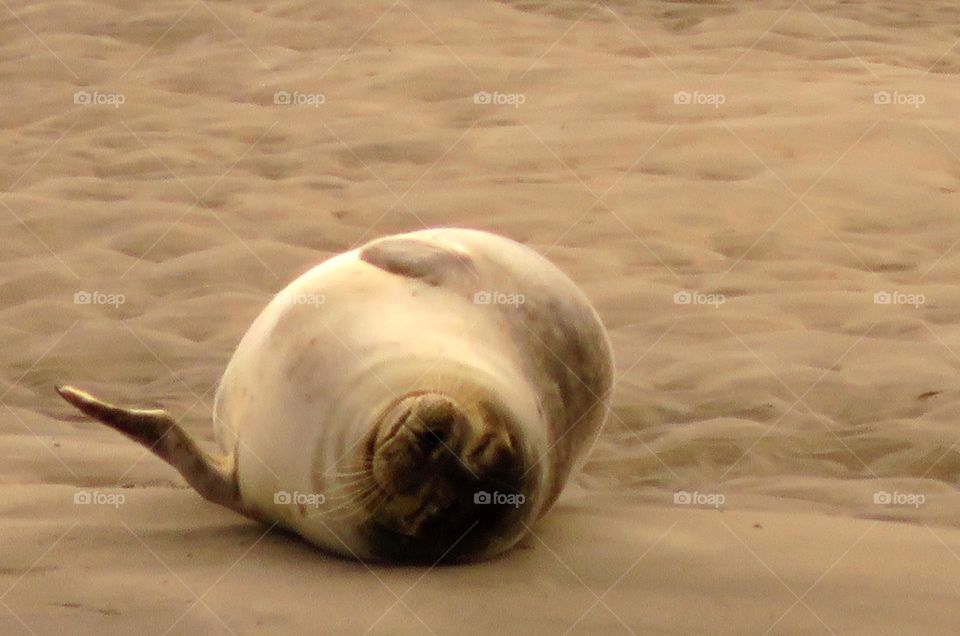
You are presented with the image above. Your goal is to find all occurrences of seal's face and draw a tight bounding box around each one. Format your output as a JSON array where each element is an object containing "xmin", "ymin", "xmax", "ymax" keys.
[{"xmin": 355, "ymin": 391, "xmax": 533, "ymax": 563}]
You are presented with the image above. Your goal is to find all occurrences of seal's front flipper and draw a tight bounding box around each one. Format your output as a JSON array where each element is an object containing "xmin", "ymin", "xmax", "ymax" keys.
[
  {"xmin": 359, "ymin": 236, "xmax": 478, "ymax": 287},
  {"xmin": 55, "ymin": 385, "xmax": 255, "ymax": 520}
]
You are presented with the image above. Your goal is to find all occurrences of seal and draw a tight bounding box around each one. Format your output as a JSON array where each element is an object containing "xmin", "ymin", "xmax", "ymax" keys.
[{"xmin": 57, "ymin": 228, "xmax": 614, "ymax": 563}]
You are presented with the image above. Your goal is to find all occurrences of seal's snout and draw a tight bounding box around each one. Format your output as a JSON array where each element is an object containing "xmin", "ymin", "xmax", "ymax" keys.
[
  {"xmin": 371, "ymin": 392, "xmax": 520, "ymax": 492},
  {"xmin": 371, "ymin": 392, "xmax": 468, "ymax": 494},
  {"xmin": 414, "ymin": 420, "xmax": 452, "ymax": 455},
  {"xmin": 363, "ymin": 391, "xmax": 528, "ymax": 561}
]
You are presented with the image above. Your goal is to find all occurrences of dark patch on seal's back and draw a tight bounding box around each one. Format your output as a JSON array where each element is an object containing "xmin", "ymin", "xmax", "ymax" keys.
[
  {"xmin": 506, "ymin": 291, "xmax": 614, "ymax": 509},
  {"xmin": 359, "ymin": 236, "xmax": 476, "ymax": 287}
]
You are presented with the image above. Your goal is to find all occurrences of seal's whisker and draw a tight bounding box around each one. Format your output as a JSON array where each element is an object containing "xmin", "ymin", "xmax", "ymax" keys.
[
  {"xmin": 321, "ymin": 478, "xmax": 375, "ymax": 501},
  {"xmin": 326, "ymin": 473, "xmax": 373, "ymax": 486},
  {"xmin": 318, "ymin": 490, "xmax": 364, "ymax": 504},
  {"xmin": 335, "ymin": 485, "xmax": 387, "ymax": 520},
  {"xmin": 306, "ymin": 483, "xmax": 375, "ymax": 518},
  {"xmin": 314, "ymin": 482, "xmax": 384, "ymax": 520},
  {"xmin": 311, "ymin": 496, "xmax": 368, "ymax": 519}
]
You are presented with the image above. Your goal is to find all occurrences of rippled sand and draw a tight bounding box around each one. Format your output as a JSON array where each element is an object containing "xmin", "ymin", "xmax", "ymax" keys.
[{"xmin": 4, "ymin": 1, "xmax": 960, "ymax": 633}]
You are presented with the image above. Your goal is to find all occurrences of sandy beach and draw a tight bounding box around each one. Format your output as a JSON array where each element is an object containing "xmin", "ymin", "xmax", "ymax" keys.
[{"xmin": 4, "ymin": 0, "xmax": 960, "ymax": 633}]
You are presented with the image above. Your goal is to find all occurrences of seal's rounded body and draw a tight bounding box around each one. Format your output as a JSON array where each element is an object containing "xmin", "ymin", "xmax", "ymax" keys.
[{"xmin": 58, "ymin": 228, "xmax": 613, "ymax": 563}]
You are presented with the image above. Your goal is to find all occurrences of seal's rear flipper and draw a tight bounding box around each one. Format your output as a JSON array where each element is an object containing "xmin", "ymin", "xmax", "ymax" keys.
[{"xmin": 55, "ymin": 385, "xmax": 256, "ymax": 520}]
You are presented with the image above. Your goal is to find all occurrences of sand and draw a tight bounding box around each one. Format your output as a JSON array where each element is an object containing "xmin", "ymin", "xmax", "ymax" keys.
[{"xmin": 3, "ymin": 0, "xmax": 960, "ymax": 633}]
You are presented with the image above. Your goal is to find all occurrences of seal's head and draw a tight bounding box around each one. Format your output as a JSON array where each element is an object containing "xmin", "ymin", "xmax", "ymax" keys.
[{"xmin": 352, "ymin": 390, "xmax": 536, "ymax": 563}]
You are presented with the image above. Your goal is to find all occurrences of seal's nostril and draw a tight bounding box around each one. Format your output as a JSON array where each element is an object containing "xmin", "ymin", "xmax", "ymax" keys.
[{"xmin": 418, "ymin": 427, "xmax": 448, "ymax": 454}]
